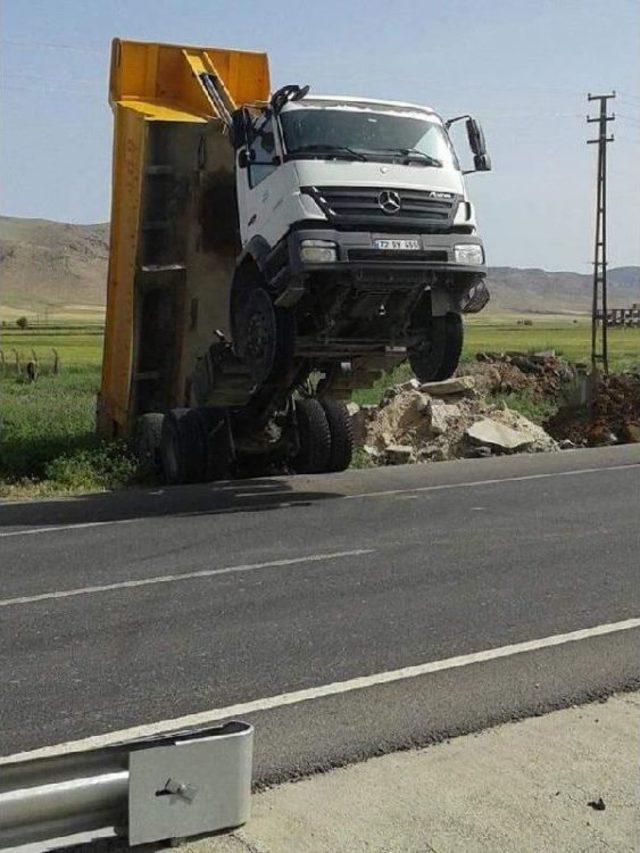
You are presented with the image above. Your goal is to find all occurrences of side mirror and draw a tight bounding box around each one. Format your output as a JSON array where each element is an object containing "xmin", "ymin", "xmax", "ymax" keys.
[
  {"xmin": 474, "ymin": 153, "xmax": 492, "ymax": 172},
  {"xmin": 230, "ymin": 109, "xmax": 249, "ymax": 150},
  {"xmin": 238, "ymin": 148, "xmax": 255, "ymax": 169},
  {"xmin": 466, "ymin": 118, "xmax": 487, "ymax": 156},
  {"xmin": 271, "ymin": 83, "xmax": 310, "ymax": 114}
]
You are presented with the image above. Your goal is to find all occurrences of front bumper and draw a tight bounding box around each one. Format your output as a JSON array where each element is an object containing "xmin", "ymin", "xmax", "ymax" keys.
[{"xmin": 286, "ymin": 228, "xmax": 487, "ymax": 277}]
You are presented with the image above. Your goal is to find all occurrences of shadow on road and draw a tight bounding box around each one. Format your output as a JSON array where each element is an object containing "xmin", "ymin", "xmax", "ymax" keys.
[{"xmin": 0, "ymin": 476, "xmax": 346, "ymax": 530}]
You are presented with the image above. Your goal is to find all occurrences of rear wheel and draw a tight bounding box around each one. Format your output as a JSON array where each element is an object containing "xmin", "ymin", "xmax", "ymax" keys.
[
  {"xmin": 197, "ymin": 407, "xmax": 234, "ymax": 481},
  {"xmin": 134, "ymin": 413, "xmax": 164, "ymax": 475},
  {"xmin": 160, "ymin": 408, "xmax": 208, "ymax": 485},
  {"xmin": 320, "ymin": 399, "xmax": 354, "ymax": 472},
  {"xmin": 291, "ymin": 398, "xmax": 331, "ymax": 474}
]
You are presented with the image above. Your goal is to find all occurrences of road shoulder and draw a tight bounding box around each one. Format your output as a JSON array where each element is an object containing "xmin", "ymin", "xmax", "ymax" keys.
[{"xmin": 185, "ymin": 692, "xmax": 639, "ymax": 853}]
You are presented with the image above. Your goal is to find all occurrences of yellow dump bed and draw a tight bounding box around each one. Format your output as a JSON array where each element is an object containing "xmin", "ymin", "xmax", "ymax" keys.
[{"xmin": 98, "ymin": 39, "xmax": 270, "ymax": 437}]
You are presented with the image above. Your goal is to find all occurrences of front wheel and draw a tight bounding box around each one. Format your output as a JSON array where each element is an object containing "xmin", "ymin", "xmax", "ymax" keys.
[
  {"xmin": 409, "ymin": 312, "xmax": 463, "ymax": 382},
  {"xmin": 435, "ymin": 312, "xmax": 463, "ymax": 380},
  {"xmin": 235, "ymin": 285, "xmax": 295, "ymax": 385}
]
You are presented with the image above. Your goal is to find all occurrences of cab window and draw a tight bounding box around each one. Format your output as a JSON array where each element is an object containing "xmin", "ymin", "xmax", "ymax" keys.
[{"xmin": 248, "ymin": 115, "xmax": 278, "ymax": 187}]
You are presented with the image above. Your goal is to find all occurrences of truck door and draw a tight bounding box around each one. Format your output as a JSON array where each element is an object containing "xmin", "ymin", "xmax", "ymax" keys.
[{"xmin": 236, "ymin": 112, "xmax": 284, "ymax": 247}]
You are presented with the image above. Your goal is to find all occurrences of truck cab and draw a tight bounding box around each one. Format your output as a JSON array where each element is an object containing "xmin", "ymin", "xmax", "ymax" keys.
[{"xmin": 231, "ymin": 89, "xmax": 491, "ymax": 390}]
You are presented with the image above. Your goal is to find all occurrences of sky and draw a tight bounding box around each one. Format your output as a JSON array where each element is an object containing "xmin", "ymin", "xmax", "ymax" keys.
[{"xmin": 1, "ymin": 0, "xmax": 639, "ymax": 271}]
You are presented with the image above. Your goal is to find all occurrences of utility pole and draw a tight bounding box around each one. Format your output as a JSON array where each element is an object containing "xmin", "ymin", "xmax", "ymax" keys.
[{"xmin": 587, "ymin": 92, "xmax": 615, "ymax": 375}]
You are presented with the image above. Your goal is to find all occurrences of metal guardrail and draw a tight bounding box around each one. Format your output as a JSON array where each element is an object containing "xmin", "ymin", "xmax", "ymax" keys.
[{"xmin": 0, "ymin": 721, "xmax": 253, "ymax": 849}]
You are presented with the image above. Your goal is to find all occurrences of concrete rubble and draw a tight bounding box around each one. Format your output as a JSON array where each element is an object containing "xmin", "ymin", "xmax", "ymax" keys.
[
  {"xmin": 349, "ymin": 367, "xmax": 560, "ymax": 467},
  {"xmin": 347, "ymin": 350, "xmax": 640, "ymax": 467}
]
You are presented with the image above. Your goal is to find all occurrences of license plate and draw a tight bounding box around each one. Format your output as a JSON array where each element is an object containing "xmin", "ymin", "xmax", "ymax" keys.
[{"xmin": 373, "ymin": 239, "xmax": 420, "ymax": 251}]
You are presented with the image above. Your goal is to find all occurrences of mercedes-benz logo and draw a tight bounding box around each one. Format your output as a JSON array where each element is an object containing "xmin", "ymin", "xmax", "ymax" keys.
[{"xmin": 378, "ymin": 190, "xmax": 401, "ymax": 215}]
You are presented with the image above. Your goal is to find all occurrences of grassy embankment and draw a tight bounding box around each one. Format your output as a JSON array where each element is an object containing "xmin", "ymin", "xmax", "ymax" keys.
[
  {"xmin": 0, "ymin": 326, "xmax": 137, "ymax": 497},
  {"xmin": 1, "ymin": 316, "xmax": 638, "ymax": 497}
]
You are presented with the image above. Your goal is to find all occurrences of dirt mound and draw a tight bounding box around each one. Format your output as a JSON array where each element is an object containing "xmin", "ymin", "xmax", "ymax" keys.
[
  {"xmin": 547, "ymin": 374, "xmax": 640, "ymax": 446},
  {"xmin": 470, "ymin": 351, "xmax": 580, "ymax": 399}
]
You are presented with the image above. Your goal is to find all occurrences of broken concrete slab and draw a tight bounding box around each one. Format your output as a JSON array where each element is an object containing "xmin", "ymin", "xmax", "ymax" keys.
[
  {"xmin": 429, "ymin": 401, "xmax": 461, "ymax": 435},
  {"xmin": 384, "ymin": 444, "xmax": 414, "ymax": 464},
  {"xmin": 419, "ymin": 376, "xmax": 476, "ymax": 397},
  {"xmin": 466, "ymin": 418, "xmax": 536, "ymax": 451},
  {"xmin": 396, "ymin": 378, "xmax": 421, "ymax": 393}
]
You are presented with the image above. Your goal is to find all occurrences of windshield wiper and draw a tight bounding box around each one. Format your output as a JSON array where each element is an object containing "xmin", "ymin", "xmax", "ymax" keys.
[
  {"xmin": 378, "ymin": 148, "xmax": 442, "ymax": 167},
  {"xmin": 289, "ymin": 144, "xmax": 368, "ymax": 162}
]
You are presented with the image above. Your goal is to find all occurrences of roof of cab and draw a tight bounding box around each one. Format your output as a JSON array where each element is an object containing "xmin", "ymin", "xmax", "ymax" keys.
[{"xmin": 282, "ymin": 94, "xmax": 437, "ymax": 115}]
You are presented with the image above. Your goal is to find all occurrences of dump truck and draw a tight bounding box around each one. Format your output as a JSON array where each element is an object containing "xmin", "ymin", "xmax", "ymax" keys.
[{"xmin": 99, "ymin": 38, "xmax": 491, "ymax": 483}]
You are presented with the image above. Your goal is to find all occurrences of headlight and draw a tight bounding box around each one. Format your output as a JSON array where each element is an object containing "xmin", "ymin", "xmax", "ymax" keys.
[
  {"xmin": 454, "ymin": 244, "xmax": 484, "ymax": 265},
  {"xmin": 299, "ymin": 239, "xmax": 338, "ymax": 263}
]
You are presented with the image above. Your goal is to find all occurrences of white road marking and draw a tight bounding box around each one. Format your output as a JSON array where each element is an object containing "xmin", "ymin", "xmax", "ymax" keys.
[
  {"xmin": 3, "ymin": 615, "xmax": 638, "ymax": 765},
  {"xmin": 0, "ymin": 462, "xmax": 636, "ymax": 539},
  {"xmin": 0, "ymin": 549, "xmax": 373, "ymax": 608},
  {"xmin": 0, "ymin": 518, "xmax": 139, "ymax": 539},
  {"xmin": 343, "ymin": 463, "xmax": 638, "ymax": 500}
]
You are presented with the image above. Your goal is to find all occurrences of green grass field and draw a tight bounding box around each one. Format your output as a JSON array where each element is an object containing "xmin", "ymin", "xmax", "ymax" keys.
[
  {"xmin": 0, "ymin": 326, "xmax": 136, "ymax": 497},
  {"xmin": 464, "ymin": 316, "xmax": 640, "ymax": 370},
  {"xmin": 1, "ymin": 317, "xmax": 638, "ymax": 496}
]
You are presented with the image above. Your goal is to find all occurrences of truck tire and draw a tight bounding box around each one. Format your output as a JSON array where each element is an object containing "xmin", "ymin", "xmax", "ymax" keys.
[
  {"xmin": 160, "ymin": 408, "xmax": 208, "ymax": 485},
  {"xmin": 236, "ymin": 285, "xmax": 295, "ymax": 385},
  {"xmin": 435, "ymin": 312, "xmax": 464, "ymax": 380},
  {"xmin": 320, "ymin": 399, "xmax": 354, "ymax": 472},
  {"xmin": 291, "ymin": 398, "xmax": 331, "ymax": 474},
  {"xmin": 197, "ymin": 407, "xmax": 234, "ymax": 481},
  {"xmin": 409, "ymin": 312, "xmax": 463, "ymax": 382},
  {"xmin": 134, "ymin": 413, "xmax": 164, "ymax": 474}
]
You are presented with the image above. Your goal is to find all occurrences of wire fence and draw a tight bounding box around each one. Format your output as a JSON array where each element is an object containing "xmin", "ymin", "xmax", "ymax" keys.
[{"xmin": 0, "ymin": 348, "xmax": 61, "ymax": 380}]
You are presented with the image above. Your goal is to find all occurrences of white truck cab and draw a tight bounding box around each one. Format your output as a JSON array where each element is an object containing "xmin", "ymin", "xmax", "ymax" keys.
[
  {"xmin": 237, "ymin": 95, "xmax": 482, "ymax": 251},
  {"xmin": 227, "ymin": 85, "xmax": 491, "ymax": 402}
]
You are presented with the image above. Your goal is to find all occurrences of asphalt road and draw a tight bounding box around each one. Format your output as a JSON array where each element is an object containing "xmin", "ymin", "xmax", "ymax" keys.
[{"xmin": 1, "ymin": 445, "xmax": 639, "ymax": 783}]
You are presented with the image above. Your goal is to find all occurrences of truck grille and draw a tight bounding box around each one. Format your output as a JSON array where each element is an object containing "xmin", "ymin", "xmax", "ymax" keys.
[
  {"xmin": 348, "ymin": 249, "xmax": 448, "ymax": 263},
  {"xmin": 307, "ymin": 186, "xmax": 458, "ymax": 230}
]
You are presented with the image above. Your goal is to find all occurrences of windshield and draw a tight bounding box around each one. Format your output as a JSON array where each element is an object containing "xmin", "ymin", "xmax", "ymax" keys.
[{"xmin": 280, "ymin": 107, "xmax": 458, "ymax": 168}]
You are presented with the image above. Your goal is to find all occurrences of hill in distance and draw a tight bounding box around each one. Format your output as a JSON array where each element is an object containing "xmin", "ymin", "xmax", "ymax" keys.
[
  {"xmin": 0, "ymin": 215, "xmax": 638, "ymax": 318},
  {"xmin": 0, "ymin": 217, "xmax": 108, "ymax": 320}
]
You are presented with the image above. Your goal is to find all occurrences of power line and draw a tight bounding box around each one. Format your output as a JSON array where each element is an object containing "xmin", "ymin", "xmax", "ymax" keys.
[
  {"xmin": 618, "ymin": 90, "xmax": 640, "ymax": 103},
  {"xmin": 616, "ymin": 112, "xmax": 640, "ymax": 126},
  {"xmin": 1, "ymin": 72, "xmax": 103, "ymax": 86},
  {"xmin": 0, "ymin": 39, "xmax": 103, "ymax": 54}
]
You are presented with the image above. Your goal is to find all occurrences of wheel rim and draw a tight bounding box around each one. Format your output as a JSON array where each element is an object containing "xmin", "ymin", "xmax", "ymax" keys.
[{"xmin": 238, "ymin": 289, "xmax": 276, "ymax": 383}]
